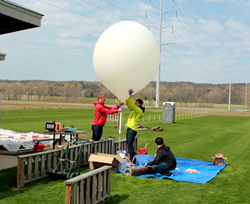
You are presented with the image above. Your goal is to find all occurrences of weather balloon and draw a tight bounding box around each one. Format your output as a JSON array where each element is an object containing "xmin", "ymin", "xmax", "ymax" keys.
[{"xmin": 93, "ymin": 21, "xmax": 160, "ymax": 102}]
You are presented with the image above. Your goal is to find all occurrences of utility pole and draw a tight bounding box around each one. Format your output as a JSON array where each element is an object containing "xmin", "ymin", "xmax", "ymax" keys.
[
  {"xmin": 155, "ymin": 0, "xmax": 163, "ymax": 108},
  {"xmin": 0, "ymin": 89, "xmax": 1, "ymax": 128},
  {"xmin": 145, "ymin": 0, "xmax": 176, "ymax": 108},
  {"xmin": 228, "ymin": 67, "xmax": 232, "ymax": 111},
  {"xmin": 245, "ymin": 82, "xmax": 248, "ymax": 109}
]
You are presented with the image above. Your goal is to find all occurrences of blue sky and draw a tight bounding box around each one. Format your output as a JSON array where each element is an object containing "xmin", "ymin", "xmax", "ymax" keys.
[{"xmin": 1, "ymin": 0, "xmax": 250, "ymax": 84}]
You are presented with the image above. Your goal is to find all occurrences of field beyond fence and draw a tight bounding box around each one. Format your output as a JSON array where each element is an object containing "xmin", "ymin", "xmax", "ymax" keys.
[{"xmin": 0, "ymin": 103, "xmax": 250, "ymax": 204}]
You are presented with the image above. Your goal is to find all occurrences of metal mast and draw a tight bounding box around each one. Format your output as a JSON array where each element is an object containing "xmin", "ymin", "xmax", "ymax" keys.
[
  {"xmin": 146, "ymin": 1, "xmax": 176, "ymax": 108},
  {"xmin": 245, "ymin": 82, "xmax": 247, "ymax": 109},
  {"xmin": 155, "ymin": 0, "xmax": 163, "ymax": 108},
  {"xmin": 228, "ymin": 67, "xmax": 232, "ymax": 111},
  {"xmin": 0, "ymin": 90, "xmax": 1, "ymax": 128}
]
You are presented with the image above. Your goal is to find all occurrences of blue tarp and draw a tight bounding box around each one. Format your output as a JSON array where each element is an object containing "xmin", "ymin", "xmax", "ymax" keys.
[{"xmin": 116, "ymin": 155, "xmax": 229, "ymax": 184}]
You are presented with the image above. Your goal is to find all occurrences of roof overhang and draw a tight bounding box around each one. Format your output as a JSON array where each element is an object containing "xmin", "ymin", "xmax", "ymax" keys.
[
  {"xmin": 0, "ymin": 53, "xmax": 6, "ymax": 61},
  {"xmin": 0, "ymin": 0, "xmax": 44, "ymax": 35}
]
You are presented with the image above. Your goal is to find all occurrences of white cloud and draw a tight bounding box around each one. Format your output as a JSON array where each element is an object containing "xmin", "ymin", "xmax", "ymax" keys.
[{"xmin": 199, "ymin": 19, "xmax": 224, "ymax": 35}]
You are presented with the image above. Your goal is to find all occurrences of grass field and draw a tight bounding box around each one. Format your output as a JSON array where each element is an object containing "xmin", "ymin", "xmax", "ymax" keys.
[{"xmin": 0, "ymin": 105, "xmax": 250, "ymax": 204}]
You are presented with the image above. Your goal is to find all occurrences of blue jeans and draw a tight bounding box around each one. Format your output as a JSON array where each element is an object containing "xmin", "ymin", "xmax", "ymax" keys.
[
  {"xmin": 152, "ymin": 162, "xmax": 172, "ymax": 176},
  {"xmin": 92, "ymin": 125, "xmax": 103, "ymax": 141},
  {"xmin": 126, "ymin": 128, "xmax": 137, "ymax": 164}
]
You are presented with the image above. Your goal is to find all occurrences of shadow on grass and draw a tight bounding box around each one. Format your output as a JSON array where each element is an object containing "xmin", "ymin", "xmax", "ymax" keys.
[
  {"xmin": 0, "ymin": 166, "xmax": 64, "ymax": 200},
  {"xmin": 170, "ymin": 122, "xmax": 184, "ymax": 124},
  {"xmin": 0, "ymin": 167, "xmax": 17, "ymax": 192},
  {"xmin": 0, "ymin": 166, "xmax": 31, "ymax": 200},
  {"xmin": 106, "ymin": 194, "xmax": 129, "ymax": 204}
]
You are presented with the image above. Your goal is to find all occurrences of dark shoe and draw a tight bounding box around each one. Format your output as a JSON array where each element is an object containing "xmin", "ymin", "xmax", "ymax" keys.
[{"xmin": 162, "ymin": 172, "xmax": 173, "ymax": 177}]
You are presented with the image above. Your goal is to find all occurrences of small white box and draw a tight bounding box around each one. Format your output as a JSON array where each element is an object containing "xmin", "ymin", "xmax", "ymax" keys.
[{"xmin": 118, "ymin": 160, "xmax": 127, "ymax": 170}]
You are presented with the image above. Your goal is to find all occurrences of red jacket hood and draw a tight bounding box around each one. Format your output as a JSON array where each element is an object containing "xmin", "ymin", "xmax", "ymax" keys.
[{"xmin": 93, "ymin": 100, "xmax": 103, "ymax": 106}]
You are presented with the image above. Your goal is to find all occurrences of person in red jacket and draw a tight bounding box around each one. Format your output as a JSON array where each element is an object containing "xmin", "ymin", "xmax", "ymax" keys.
[{"xmin": 92, "ymin": 94, "xmax": 123, "ymax": 141}]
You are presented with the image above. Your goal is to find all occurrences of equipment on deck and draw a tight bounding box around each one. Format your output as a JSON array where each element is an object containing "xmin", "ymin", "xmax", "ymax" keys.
[
  {"xmin": 45, "ymin": 121, "xmax": 61, "ymax": 131},
  {"xmin": 63, "ymin": 127, "xmax": 77, "ymax": 132}
]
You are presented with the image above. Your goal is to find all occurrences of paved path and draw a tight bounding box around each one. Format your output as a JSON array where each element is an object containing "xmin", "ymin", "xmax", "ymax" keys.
[{"xmin": 0, "ymin": 155, "xmax": 17, "ymax": 171}]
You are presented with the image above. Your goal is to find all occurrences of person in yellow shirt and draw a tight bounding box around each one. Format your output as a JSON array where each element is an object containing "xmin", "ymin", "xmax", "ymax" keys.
[{"xmin": 126, "ymin": 89, "xmax": 145, "ymax": 166}]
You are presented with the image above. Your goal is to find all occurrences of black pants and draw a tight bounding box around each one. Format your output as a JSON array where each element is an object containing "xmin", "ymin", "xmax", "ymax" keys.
[
  {"xmin": 126, "ymin": 128, "xmax": 137, "ymax": 164},
  {"xmin": 92, "ymin": 125, "xmax": 103, "ymax": 141}
]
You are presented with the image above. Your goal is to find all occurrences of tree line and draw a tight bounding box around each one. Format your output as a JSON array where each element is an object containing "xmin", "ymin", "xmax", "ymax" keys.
[{"xmin": 0, "ymin": 80, "xmax": 249, "ymax": 107}]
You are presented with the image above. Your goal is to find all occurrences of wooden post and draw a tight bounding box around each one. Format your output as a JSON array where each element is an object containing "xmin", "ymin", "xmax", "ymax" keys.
[
  {"xmin": 106, "ymin": 168, "xmax": 111, "ymax": 201},
  {"xmin": 17, "ymin": 157, "xmax": 24, "ymax": 189},
  {"xmin": 117, "ymin": 114, "xmax": 120, "ymax": 129},
  {"xmin": 34, "ymin": 156, "xmax": 39, "ymax": 178},
  {"xmin": 110, "ymin": 136, "xmax": 115, "ymax": 154},
  {"xmin": 134, "ymin": 135, "xmax": 138, "ymax": 154},
  {"xmin": 65, "ymin": 184, "xmax": 73, "ymax": 204}
]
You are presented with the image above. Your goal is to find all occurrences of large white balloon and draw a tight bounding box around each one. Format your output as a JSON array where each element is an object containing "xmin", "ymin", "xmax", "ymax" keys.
[{"xmin": 93, "ymin": 21, "xmax": 160, "ymax": 102}]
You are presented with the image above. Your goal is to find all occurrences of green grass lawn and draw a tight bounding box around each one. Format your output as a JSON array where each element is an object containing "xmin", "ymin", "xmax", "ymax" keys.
[{"xmin": 0, "ymin": 108, "xmax": 250, "ymax": 204}]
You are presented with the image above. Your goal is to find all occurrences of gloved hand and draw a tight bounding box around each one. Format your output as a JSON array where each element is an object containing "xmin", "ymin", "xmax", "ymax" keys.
[
  {"xmin": 128, "ymin": 89, "xmax": 134, "ymax": 96},
  {"xmin": 119, "ymin": 103, "xmax": 124, "ymax": 107},
  {"xmin": 118, "ymin": 108, "xmax": 123, "ymax": 112}
]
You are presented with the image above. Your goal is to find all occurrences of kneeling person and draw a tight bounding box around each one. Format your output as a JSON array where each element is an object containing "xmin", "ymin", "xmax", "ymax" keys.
[{"xmin": 146, "ymin": 137, "xmax": 176, "ymax": 176}]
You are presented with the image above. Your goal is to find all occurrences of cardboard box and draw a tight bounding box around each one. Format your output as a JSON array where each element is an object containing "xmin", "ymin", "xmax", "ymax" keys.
[
  {"xmin": 88, "ymin": 153, "xmax": 125, "ymax": 171},
  {"xmin": 211, "ymin": 153, "xmax": 227, "ymax": 165}
]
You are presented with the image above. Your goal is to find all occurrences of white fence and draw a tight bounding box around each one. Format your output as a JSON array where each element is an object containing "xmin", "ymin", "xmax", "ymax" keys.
[{"xmin": 142, "ymin": 111, "xmax": 208, "ymax": 122}]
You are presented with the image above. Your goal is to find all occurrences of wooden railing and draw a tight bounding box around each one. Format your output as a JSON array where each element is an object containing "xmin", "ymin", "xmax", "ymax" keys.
[
  {"xmin": 114, "ymin": 136, "xmax": 138, "ymax": 153},
  {"xmin": 17, "ymin": 137, "xmax": 137, "ymax": 189},
  {"xmin": 17, "ymin": 149, "xmax": 61, "ymax": 189},
  {"xmin": 65, "ymin": 166, "xmax": 112, "ymax": 204},
  {"xmin": 107, "ymin": 113, "xmax": 120, "ymax": 129}
]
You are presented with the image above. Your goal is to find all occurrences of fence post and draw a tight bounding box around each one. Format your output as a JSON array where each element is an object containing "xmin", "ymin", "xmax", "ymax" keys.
[
  {"xmin": 134, "ymin": 135, "xmax": 138, "ymax": 154},
  {"xmin": 17, "ymin": 157, "xmax": 24, "ymax": 189},
  {"xmin": 117, "ymin": 114, "xmax": 120, "ymax": 129},
  {"xmin": 0, "ymin": 90, "xmax": 1, "ymax": 128},
  {"xmin": 136, "ymin": 136, "xmax": 138, "ymax": 152},
  {"xmin": 110, "ymin": 136, "xmax": 115, "ymax": 155},
  {"xmin": 65, "ymin": 183, "xmax": 73, "ymax": 204}
]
